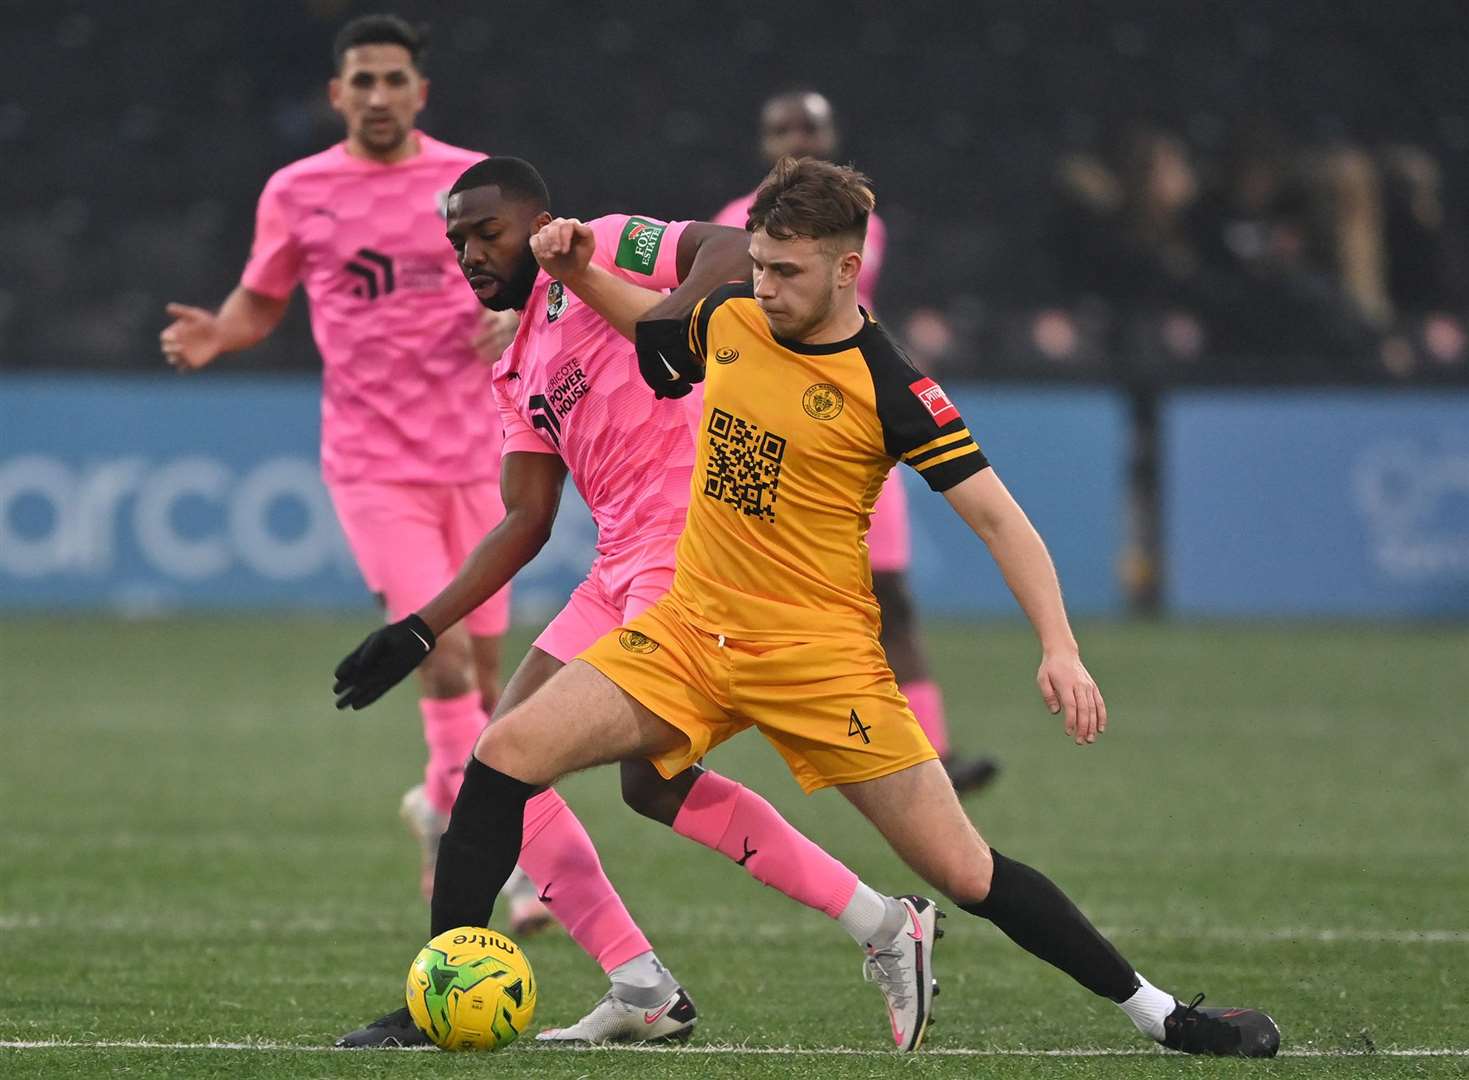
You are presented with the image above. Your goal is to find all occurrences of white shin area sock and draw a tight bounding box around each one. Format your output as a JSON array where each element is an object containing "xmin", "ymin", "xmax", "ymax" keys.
[
  {"xmin": 836, "ymin": 883, "xmax": 905, "ymax": 947},
  {"xmin": 609, "ymin": 950, "xmax": 675, "ymax": 996},
  {"xmin": 1118, "ymin": 974, "xmax": 1176, "ymax": 1040}
]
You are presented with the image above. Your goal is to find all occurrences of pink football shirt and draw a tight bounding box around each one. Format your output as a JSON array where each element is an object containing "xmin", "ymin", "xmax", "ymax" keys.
[
  {"xmin": 494, "ymin": 214, "xmax": 697, "ymax": 585},
  {"xmin": 713, "ymin": 188, "xmax": 887, "ymax": 311},
  {"xmin": 241, "ymin": 132, "xmax": 499, "ymax": 486}
]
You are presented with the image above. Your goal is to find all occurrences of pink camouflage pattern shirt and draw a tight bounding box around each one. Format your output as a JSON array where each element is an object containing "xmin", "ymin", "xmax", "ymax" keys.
[
  {"xmin": 241, "ymin": 132, "xmax": 500, "ymax": 486},
  {"xmin": 494, "ymin": 214, "xmax": 699, "ymax": 589}
]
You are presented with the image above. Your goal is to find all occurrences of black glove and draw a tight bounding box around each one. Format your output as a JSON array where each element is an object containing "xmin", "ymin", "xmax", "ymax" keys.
[
  {"xmin": 333, "ymin": 613, "xmax": 436, "ymax": 710},
  {"xmin": 635, "ymin": 318, "xmax": 705, "ymax": 400}
]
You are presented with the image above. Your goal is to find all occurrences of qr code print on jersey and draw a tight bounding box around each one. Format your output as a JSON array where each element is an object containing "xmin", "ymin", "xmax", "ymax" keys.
[{"xmin": 703, "ymin": 407, "xmax": 786, "ymax": 522}]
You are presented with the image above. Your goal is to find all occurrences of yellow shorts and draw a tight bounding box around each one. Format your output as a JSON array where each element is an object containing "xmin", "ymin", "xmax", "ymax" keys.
[{"xmin": 577, "ymin": 595, "xmax": 938, "ymax": 793}]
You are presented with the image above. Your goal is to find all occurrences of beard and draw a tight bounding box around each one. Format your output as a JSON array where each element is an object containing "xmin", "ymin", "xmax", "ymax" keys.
[
  {"xmin": 480, "ymin": 246, "xmax": 541, "ymax": 312},
  {"xmin": 769, "ymin": 291, "xmax": 835, "ymax": 342},
  {"xmin": 357, "ymin": 118, "xmax": 409, "ymax": 155}
]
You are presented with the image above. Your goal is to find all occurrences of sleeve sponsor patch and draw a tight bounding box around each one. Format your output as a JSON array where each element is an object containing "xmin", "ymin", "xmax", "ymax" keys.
[
  {"xmin": 908, "ymin": 377, "xmax": 960, "ymax": 427},
  {"xmin": 615, "ymin": 216, "xmax": 667, "ymax": 275}
]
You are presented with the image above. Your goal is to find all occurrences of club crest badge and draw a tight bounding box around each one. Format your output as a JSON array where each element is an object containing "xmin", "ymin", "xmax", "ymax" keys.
[
  {"xmin": 618, "ymin": 630, "xmax": 660, "ymax": 654},
  {"xmin": 547, "ymin": 281, "xmax": 568, "ymax": 323},
  {"xmin": 802, "ymin": 382, "xmax": 845, "ymax": 421}
]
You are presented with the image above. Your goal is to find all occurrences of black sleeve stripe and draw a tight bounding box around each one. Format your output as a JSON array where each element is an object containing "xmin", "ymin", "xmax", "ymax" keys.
[
  {"xmin": 690, "ymin": 280, "xmax": 753, "ymax": 359},
  {"xmin": 922, "ymin": 450, "xmax": 990, "ymax": 491},
  {"xmin": 912, "ymin": 442, "xmax": 982, "ymax": 473},
  {"xmin": 901, "ymin": 428, "xmax": 975, "ymax": 466}
]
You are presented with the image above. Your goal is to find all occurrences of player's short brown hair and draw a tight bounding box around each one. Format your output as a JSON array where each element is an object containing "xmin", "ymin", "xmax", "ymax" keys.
[
  {"xmin": 746, "ymin": 157, "xmax": 874, "ymax": 250},
  {"xmin": 334, "ymin": 14, "xmax": 426, "ymax": 72}
]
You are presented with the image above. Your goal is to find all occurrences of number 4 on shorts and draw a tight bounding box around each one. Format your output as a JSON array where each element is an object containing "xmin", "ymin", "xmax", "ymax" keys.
[{"xmin": 848, "ymin": 708, "xmax": 871, "ymax": 744}]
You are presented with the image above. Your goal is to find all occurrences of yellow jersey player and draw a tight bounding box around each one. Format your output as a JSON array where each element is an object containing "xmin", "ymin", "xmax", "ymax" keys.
[{"xmin": 382, "ymin": 158, "xmax": 1282, "ymax": 1056}]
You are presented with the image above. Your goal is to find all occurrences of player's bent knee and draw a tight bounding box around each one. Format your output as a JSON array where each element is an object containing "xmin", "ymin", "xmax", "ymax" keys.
[
  {"xmin": 472, "ymin": 708, "xmax": 555, "ymax": 786},
  {"xmin": 418, "ymin": 632, "xmax": 477, "ymax": 699},
  {"xmin": 619, "ymin": 760, "xmax": 697, "ymax": 826},
  {"xmin": 940, "ymin": 841, "xmax": 995, "ymax": 905}
]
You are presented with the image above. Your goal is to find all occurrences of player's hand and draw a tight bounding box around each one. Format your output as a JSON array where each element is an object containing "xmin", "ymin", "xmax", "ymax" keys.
[
  {"xmin": 473, "ymin": 308, "xmax": 520, "ymax": 364},
  {"xmin": 333, "ymin": 614, "xmax": 436, "ymax": 710},
  {"xmin": 1036, "ymin": 650, "xmax": 1107, "ymax": 745},
  {"xmin": 530, "ymin": 217, "xmax": 596, "ymax": 281},
  {"xmin": 635, "ymin": 318, "xmax": 704, "ymax": 400},
  {"xmin": 160, "ymin": 302, "xmax": 223, "ymax": 371}
]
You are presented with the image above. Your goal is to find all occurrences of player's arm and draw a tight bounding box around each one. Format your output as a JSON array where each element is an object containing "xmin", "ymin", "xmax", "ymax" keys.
[
  {"xmin": 417, "ymin": 451, "xmax": 567, "ymax": 636},
  {"xmin": 164, "ymin": 175, "xmax": 300, "ymax": 371},
  {"xmin": 160, "ymin": 286, "xmax": 289, "ymax": 371},
  {"xmin": 532, "ymin": 219, "xmax": 750, "ymax": 340},
  {"xmin": 942, "ymin": 468, "xmax": 1106, "ymax": 745},
  {"xmin": 531, "ymin": 219, "xmax": 667, "ymax": 339},
  {"xmin": 332, "ymin": 451, "xmax": 568, "ymax": 710}
]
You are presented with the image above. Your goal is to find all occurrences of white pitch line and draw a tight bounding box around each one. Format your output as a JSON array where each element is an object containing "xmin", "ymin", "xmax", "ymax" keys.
[
  {"xmin": 2, "ymin": 912, "xmax": 1467, "ymax": 944},
  {"xmin": 1, "ymin": 1039, "xmax": 1466, "ymax": 1058}
]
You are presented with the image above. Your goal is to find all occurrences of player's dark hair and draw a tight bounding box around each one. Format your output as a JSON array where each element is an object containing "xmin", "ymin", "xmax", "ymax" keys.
[
  {"xmin": 333, "ymin": 14, "xmax": 426, "ymax": 72},
  {"xmin": 747, "ymin": 156, "xmax": 873, "ymax": 248},
  {"xmin": 449, "ymin": 157, "xmax": 551, "ymax": 210}
]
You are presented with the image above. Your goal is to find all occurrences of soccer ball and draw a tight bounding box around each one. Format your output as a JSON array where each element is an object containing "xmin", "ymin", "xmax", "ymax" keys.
[{"xmin": 405, "ymin": 926, "xmax": 536, "ymax": 1050}]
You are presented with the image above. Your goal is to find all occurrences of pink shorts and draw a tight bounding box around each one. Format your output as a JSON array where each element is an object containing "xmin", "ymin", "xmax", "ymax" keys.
[
  {"xmin": 866, "ymin": 470, "xmax": 912, "ymax": 573},
  {"xmin": 534, "ymin": 562, "xmax": 676, "ymax": 664},
  {"xmin": 328, "ymin": 480, "xmax": 511, "ymax": 638}
]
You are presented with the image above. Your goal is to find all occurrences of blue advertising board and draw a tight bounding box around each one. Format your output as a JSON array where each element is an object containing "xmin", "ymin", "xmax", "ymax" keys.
[
  {"xmin": 0, "ymin": 377, "xmax": 597, "ymax": 619},
  {"xmin": 0, "ymin": 377, "xmax": 1127, "ymax": 618},
  {"xmin": 1162, "ymin": 391, "xmax": 1469, "ymax": 616},
  {"xmin": 903, "ymin": 387, "xmax": 1128, "ymax": 616}
]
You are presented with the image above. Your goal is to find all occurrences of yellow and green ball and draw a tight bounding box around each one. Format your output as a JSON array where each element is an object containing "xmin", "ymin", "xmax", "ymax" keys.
[{"xmin": 405, "ymin": 926, "xmax": 536, "ymax": 1050}]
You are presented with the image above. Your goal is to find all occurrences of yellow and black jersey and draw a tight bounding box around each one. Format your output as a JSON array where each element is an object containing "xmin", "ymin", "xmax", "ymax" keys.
[{"xmin": 666, "ymin": 281, "xmax": 989, "ymax": 642}]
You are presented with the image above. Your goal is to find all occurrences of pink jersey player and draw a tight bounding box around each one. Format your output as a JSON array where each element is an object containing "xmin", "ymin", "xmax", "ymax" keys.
[
  {"xmin": 495, "ymin": 213, "xmax": 701, "ymax": 659},
  {"xmin": 245, "ymin": 133, "xmax": 514, "ymax": 821},
  {"xmin": 242, "ymin": 132, "xmax": 499, "ymax": 489},
  {"xmin": 161, "ymin": 23, "xmax": 519, "ymax": 907}
]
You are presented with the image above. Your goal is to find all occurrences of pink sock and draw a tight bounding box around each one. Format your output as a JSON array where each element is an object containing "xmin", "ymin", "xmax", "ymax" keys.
[
  {"xmin": 902, "ymin": 679, "xmax": 949, "ymax": 758},
  {"xmin": 672, "ymin": 771, "xmax": 858, "ymax": 918},
  {"xmin": 420, "ymin": 692, "xmax": 488, "ymax": 816},
  {"xmin": 517, "ymin": 788, "xmax": 652, "ymax": 973}
]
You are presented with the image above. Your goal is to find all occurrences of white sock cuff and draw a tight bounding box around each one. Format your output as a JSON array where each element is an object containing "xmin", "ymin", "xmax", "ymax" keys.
[
  {"xmin": 836, "ymin": 883, "xmax": 901, "ymax": 947},
  {"xmin": 1117, "ymin": 973, "xmax": 1175, "ymax": 1041},
  {"xmin": 609, "ymin": 950, "xmax": 674, "ymax": 993}
]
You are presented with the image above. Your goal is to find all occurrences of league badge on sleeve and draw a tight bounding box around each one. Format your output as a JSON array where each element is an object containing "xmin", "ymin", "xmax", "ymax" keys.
[
  {"xmin": 547, "ymin": 281, "xmax": 568, "ymax": 323},
  {"xmin": 615, "ymin": 217, "xmax": 666, "ymax": 275},
  {"xmin": 909, "ymin": 377, "xmax": 960, "ymax": 426}
]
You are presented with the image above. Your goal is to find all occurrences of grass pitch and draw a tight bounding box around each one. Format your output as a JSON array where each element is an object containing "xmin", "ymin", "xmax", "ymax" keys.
[{"xmin": 1, "ymin": 615, "xmax": 1466, "ymax": 1078}]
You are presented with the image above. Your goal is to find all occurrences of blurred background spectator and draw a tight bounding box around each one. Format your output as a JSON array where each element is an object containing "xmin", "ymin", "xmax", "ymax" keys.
[{"xmin": 1, "ymin": 0, "xmax": 1466, "ymax": 386}]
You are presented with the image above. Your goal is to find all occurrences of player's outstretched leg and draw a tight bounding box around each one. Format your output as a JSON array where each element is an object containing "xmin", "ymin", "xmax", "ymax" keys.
[
  {"xmin": 840, "ymin": 760, "xmax": 1281, "ymax": 1058},
  {"xmin": 516, "ymin": 784, "xmax": 694, "ymax": 1044},
  {"xmin": 337, "ymin": 661, "xmax": 698, "ymax": 1049},
  {"xmin": 619, "ymin": 760, "xmax": 941, "ymax": 1051}
]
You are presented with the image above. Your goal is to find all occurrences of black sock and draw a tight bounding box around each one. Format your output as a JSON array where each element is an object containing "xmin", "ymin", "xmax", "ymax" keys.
[
  {"xmin": 961, "ymin": 849, "xmax": 1139, "ymax": 1002},
  {"xmin": 428, "ymin": 757, "xmax": 539, "ymax": 937}
]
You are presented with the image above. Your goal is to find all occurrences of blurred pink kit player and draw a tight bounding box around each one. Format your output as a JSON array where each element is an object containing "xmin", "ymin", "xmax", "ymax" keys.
[{"xmin": 242, "ymin": 132, "xmax": 509, "ymax": 819}]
